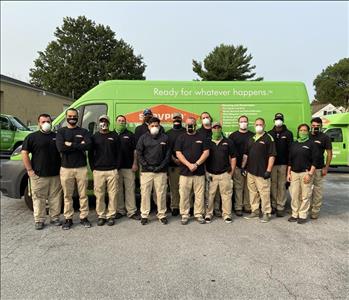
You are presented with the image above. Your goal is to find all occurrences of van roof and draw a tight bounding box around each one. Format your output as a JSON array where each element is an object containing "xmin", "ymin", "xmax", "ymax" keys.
[{"xmin": 322, "ymin": 112, "xmax": 349, "ymax": 126}]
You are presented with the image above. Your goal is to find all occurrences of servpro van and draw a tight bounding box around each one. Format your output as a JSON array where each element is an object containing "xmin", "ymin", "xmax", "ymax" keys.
[
  {"xmin": 322, "ymin": 112, "xmax": 349, "ymax": 167},
  {"xmin": 0, "ymin": 80, "xmax": 311, "ymax": 210}
]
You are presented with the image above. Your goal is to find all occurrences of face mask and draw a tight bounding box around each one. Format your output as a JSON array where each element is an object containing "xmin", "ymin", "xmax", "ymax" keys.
[
  {"xmin": 67, "ymin": 117, "xmax": 78, "ymax": 125},
  {"xmin": 187, "ymin": 124, "xmax": 196, "ymax": 134},
  {"xmin": 202, "ymin": 118, "xmax": 211, "ymax": 126},
  {"xmin": 298, "ymin": 132, "xmax": 309, "ymax": 142},
  {"xmin": 173, "ymin": 121, "xmax": 182, "ymax": 130},
  {"xmin": 115, "ymin": 123, "xmax": 126, "ymax": 133},
  {"xmin": 212, "ymin": 131, "xmax": 222, "ymax": 140},
  {"xmin": 99, "ymin": 122, "xmax": 109, "ymax": 131},
  {"xmin": 150, "ymin": 127, "xmax": 159, "ymax": 135},
  {"xmin": 275, "ymin": 119, "xmax": 283, "ymax": 127},
  {"xmin": 312, "ymin": 127, "xmax": 321, "ymax": 134},
  {"xmin": 239, "ymin": 122, "xmax": 248, "ymax": 130},
  {"xmin": 41, "ymin": 122, "xmax": 51, "ymax": 133},
  {"xmin": 255, "ymin": 125, "xmax": 264, "ymax": 134}
]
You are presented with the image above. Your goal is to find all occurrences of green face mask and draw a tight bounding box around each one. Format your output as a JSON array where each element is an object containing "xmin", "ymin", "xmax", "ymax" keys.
[
  {"xmin": 115, "ymin": 123, "xmax": 126, "ymax": 133},
  {"xmin": 298, "ymin": 132, "xmax": 309, "ymax": 142},
  {"xmin": 212, "ymin": 131, "xmax": 222, "ymax": 141}
]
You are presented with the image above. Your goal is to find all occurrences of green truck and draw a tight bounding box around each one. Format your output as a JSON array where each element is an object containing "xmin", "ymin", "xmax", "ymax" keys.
[
  {"xmin": 0, "ymin": 114, "xmax": 32, "ymax": 156},
  {"xmin": 0, "ymin": 80, "xmax": 312, "ymax": 210},
  {"xmin": 322, "ymin": 112, "xmax": 349, "ymax": 167}
]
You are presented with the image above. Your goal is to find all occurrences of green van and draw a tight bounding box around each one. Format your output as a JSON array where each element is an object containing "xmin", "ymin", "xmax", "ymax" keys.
[
  {"xmin": 0, "ymin": 80, "xmax": 311, "ymax": 210},
  {"xmin": 322, "ymin": 112, "xmax": 349, "ymax": 167}
]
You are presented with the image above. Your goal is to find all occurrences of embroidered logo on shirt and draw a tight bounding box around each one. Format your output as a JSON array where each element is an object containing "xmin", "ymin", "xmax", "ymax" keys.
[
  {"xmin": 123, "ymin": 136, "xmax": 130, "ymax": 139},
  {"xmin": 195, "ymin": 140, "xmax": 203, "ymax": 144},
  {"xmin": 302, "ymin": 146, "xmax": 310, "ymax": 149},
  {"xmin": 222, "ymin": 142, "xmax": 228, "ymax": 146},
  {"xmin": 281, "ymin": 136, "xmax": 287, "ymax": 139},
  {"xmin": 108, "ymin": 138, "xmax": 114, "ymax": 141},
  {"xmin": 75, "ymin": 135, "xmax": 83, "ymax": 138},
  {"xmin": 259, "ymin": 141, "xmax": 265, "ymax": 144},
  {"xmin": 160, "ymin": 142, "xmax": 167, "ymax": 145},
  {"xmin": 314, "ymin": 140, "xmax": 321, "ymax": 144},
  {"xmin": 52, "ymin": 138, "xmax": 56, "ymax": 140}
]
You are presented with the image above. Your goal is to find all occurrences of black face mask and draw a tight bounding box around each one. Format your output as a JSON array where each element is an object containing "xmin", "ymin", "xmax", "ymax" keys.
[
  {"xmin": 187, "ymin": 124, "xmax": 196, "ymax": 133},
  {"xmin": 173, "ymin": 121, "xmax": 182, "ymax": 129},
  {"xmin": 67, "ymin": 117, "xmax": 78, "ymax": 125}
]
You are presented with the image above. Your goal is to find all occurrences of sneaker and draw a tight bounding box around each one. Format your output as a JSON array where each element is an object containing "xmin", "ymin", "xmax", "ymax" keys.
[
  {"xmin": 288, "ymin": 216, "xmax": 298, "ymax": 222},
  {"xmin": 276, "ymin": 210, "xmax": 285, "ymax": 217},
  {"xmin": 115, "ymin": 213, "xmax": 125, "ymax": 219},
  {"xmin": 50, "ymin": 219, "xmax": 62, "ymax": 226},
  {"xmin": 35, "ymin": 222, "xmax": 44, "ymax": 230},
  {"xmin": 107, "ymin": 218, "xmax": 115, "ymax": 226},
  {"xmin": 214, "ymin": 210, "xmax": 222, "ymax": 218},
  {"xmin": 130, "ymin": 213, "xmax": 141, "ymax": 221},
  {"xmin": 260, "ymin": 214, "xmax": 271, "ymax": 223},
  {"xmin": 181, "ymin": 217, "xmax": 189, "ymax": 225},
  {"xmin": 172, "ymin": 208, "xmax": 180, "ymax": 216},
  {"xmin": 141, "ymin": 218, "xmax": 148, "ymax": 225},
  {"xmin": 97, "ymin": 218, "xmax": 106, "ymax": 226},
  {"xmin": 196, "ymin": 216, "xmax": 206, "ymax": 224},
  {"xmin": 80, "ymin": 218, "xmax": 92, "ymax": 228},
  {"xmin": 235, "ymin": 210, "xmax": 243, "ymax": 217},
  {"xmin": 297, "ymin": 218, "xmax": 307, "ymax": 224},
  {"xmin": 311, "ymin": 214, "xmax": 319, "ymax": 220},
  {"xmin": 244, "ymin": 212, "xmax": 259, "ymax": 220},
  {"xmin": 62, "ymin": 219, "xmax": 73, "ymax": 230},
  {"xmin": 224, "ymin": 217, "xmax": 232, "ymax": 224},
  {"xmin": 159, "ymin": 217, "xmax": 168, "ymax": 225},
  {"xmin": 204, "ymin": 217, "xmax": 212, "ymax": 223}
]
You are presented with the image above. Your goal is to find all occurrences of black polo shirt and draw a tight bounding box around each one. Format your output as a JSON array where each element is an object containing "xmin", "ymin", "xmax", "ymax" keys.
[
  {"xmin": 197, "ymin": 126, "xmax": 212, "ymax": 140},
  {"xmin": 206, "ymin": 138, "xmax": 236, "ymax": 174},
  {"xmin": 166, "ymin": 127, "xmax": 186, "ymax": 167},
  {"xmin": 228, "ymin": 130, "xmax": 254, "ymax": 168},
  {"xmin": 288, "ymin": 139, "xmax": 317, "ymax": 172},
  {"xmin": 174, "ymin": 132, "xmax": 210, "ymax": 176},
  {"xmin": 245, "ymin": 132, "xmax": 277, "ymax": 177},
  {"xmin": 310, "ymin": 132, "xmax": 332, "ymax": 169},
  {"xmin": 22, "ymin": 131, "xmax": 61, "ymax": 177},
  {"xmin": 268, "ymin": 125, "xmax": 294, "ymax": 165},
  {"xmin": 118, "ymin": 129, "xmax": 136, "ymax": 169}
]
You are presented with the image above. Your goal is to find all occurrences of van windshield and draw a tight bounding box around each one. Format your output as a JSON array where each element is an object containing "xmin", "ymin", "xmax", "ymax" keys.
[{"xmin": 10, "ymin": 117, "xmax": 30, "ymax": 131}]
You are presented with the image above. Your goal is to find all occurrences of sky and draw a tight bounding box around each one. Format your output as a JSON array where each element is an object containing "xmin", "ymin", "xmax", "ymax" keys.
[{"xmin": 1, "ymin": 1, "xmax": 348, "ymax": 100}]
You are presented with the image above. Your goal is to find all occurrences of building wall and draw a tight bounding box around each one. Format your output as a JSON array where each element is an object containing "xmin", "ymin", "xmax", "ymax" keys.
[{"xmin": 0, "ymin": 81, "xmax": 73, "ymax": 125}]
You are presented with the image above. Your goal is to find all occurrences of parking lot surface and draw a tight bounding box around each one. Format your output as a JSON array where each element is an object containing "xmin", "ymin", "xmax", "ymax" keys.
[{"xmin": 1, "ymin": 172, "xmax": 348, "ymax": 299}]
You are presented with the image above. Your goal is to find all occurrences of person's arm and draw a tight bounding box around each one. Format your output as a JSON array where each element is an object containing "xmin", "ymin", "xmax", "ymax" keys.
[
  {"xmin": 287, "ymin": 165, "xmax": 292, "ymax": 182},
  {"xmin": 56, "ymin": 129, "xmax": 75, "ymax": 152},
  {"xmin": 267, "ymin": 156, "xmax": 275, "ymax": 173},
  {"xmin": 21, "ymin": 150, "xmax": 36, "ymax": 177},
  {"xmin": 154, "ymin": 142, "xmax": 171, "ymax": 172},
  {"xmin": 73, "ymin": 131, "xmax": 92, "ymax": 151},
  {"xmin": 132, "ymin": 150, "xmax": 138, "ymax": 172},
  {"xmin": 322, "ymin": 149, "xmax": 333, "ymax": 176},
  {"xmin": 229, "ymin": 157, "xmax": 237, "ymax": 176},
  {"xmin": 176, "ymin": 151, "xmax": 193, "ymax": 169},
  {"xmin": 136, "ymin": 136, "xmax": 148, "ymax": 168},
  {"xmin": 88, "ymin": 142, "xmax": 95, "ymax": 171}
]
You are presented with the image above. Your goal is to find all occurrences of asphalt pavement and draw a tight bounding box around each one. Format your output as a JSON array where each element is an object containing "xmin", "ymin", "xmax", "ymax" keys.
[{"xmin": 1, "ymin": 172, "xmax": 348, "ymax": 300}]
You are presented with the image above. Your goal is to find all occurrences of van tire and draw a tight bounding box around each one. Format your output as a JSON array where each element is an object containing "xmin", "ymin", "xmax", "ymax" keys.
[{"xmin": 24, "ymin": 186, "xmax": 33, "ymax": 211}]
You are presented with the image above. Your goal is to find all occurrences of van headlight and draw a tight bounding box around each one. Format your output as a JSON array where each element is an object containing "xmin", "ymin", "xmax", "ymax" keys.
[{"xmin": 11, "ymin": 145, "xmax": 23, "ymax": 157}]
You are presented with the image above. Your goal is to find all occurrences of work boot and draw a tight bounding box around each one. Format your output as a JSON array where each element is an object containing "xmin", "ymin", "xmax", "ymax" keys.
[
  {"xmin": 235, "ymin": 210, "xmax": 243, "ymax": 217},
  {"xmin": 62, "ymin": 219, "xmax": 73, "ymax": 230},
  {"xmin": 297, "ymin": 218, "xmax": 307, "ymax": 224},
  {"xmin": 97, "ymin": 218, "xmax": 106, "ymax": 226},
  {"xmin": 35, "ymin": 222, "xmax": 44, "ymax": 230},
  {"xmin": 107, "ymin": 218, "xmax": 115, "ymax": 226},
  {"xmin": 172, "ymin": 208, "xmax": 180, "ymax": 216},
  {"xmin": 141, "ymin": 218, "xmax": 148, "ymax": 225},
  {"xmin": 80, "ymin": 218, "xmax": 92, "ymax": 228},
  {"xmin": 130, "ymin": 213, "xmax": 141, "ymax": 220},
  {"xmin": 244, "ymin": 212, "xmax": 259, "ymax": 220},
  {"xmin": 159, "ymin": 217, "xmax": 168, "ymax": 225},
  {"xmin": 260, "ymin": 213, "xmax": 271, "ymax": 223}
]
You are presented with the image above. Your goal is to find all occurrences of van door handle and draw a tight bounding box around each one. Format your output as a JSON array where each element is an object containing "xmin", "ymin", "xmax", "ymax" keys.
[{"xmin": 343, "ymin": 143, "xmax": 346, "ymax": 149}]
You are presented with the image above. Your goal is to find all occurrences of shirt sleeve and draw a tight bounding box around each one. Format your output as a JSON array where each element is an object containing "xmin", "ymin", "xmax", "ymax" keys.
[
  {"xmin": 56, "ymin": 129, "xmax": 75, "ymax": 153},
  {"xmin": 21, "ymin": 134, "xmax": 32, "ymax": 152},
  {"xmin": 267, "ymin": 136, "xmax": 277, "ymax": 157},
  {"xmin": 228, "ymin": 139, "xmax": 236, "ymax": 158},
  {"xmin": 203, "ymin": 137, "xmax": 210, "ymax": 151},
  {"xmin": 324, "ymin": 135, "xmax": 332, "ymax": 150},
  {"xmin": 73, "ymin": 129, "xmax": 92, "ymax": 151}
]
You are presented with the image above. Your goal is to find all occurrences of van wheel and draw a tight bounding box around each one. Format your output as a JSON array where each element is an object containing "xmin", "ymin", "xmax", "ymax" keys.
[{"xmin": 24, "ymin": 186, "xmax": 33, "ymax": 211}]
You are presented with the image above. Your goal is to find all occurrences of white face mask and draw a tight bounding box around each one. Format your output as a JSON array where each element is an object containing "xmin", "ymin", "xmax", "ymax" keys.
[
  {"xmin": 275, "ymin": 119, "xmax": 283, "ymax": 127},
  {"xmin": 239, "ymin": 122, "xmax": 248, "ymax": 130},
  {"xmin": 41, "ymin": 122, "xmax": 51, "ymax": 133},
  {"xmin": 202, "ymin": 118, "xmax": 211, "ymax": 126},
  {"xmin": 150, "ymin": 127, "xmax": 160, "ymax": 135},
  {"xmin": 99, "ymin": 122, "xmax": 109, "ymax": 130},
  {"xmin": 255, "ymin": 125, "xmax": 264, "ymax": 134}
]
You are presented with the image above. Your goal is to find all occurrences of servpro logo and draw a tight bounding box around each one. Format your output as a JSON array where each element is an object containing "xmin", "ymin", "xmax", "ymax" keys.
[{"xmin": 125, "ymin": 105, "xmax": 200, "ymax": 123}]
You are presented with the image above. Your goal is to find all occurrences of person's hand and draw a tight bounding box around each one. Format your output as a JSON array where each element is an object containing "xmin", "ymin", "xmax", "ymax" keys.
[
  {"xmin": 131, "ymin": 163, "xmax": 138, "ymax": 172},
  {"xmin": 65, "ymin": 141, "xmax": 72, "ymax": 146},
  {"xmin": 174, "ymin": 158, "xmax": 181, "ymax": 166},
  {"xmin": 240, "ymin": 168, "xmax": 247, "ymax": 177},
  {"xmin": 322, "ymin": 167, "xmax": 328, "ymax": 177},
  {"xmin": 287, "ymin": 173, "xmax": 292, "ymax": 182},
  {"xmin": 263, "ymin": 171, "xmax": 271, "ymax": 179},
  {"xmin": 303, "ymin": 174, "xmax": 311, "ymax": 184},
  {"xmin": 188, "ymin": 163, "xmax": 198, "ymax": 172},
  {"xmin": 27, "ymin": 170, "xmax": 35, "ymax": 177}
]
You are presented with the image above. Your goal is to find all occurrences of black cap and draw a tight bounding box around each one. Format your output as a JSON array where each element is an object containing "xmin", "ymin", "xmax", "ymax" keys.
[{"xmin": 274, "ymin": 113, "xmax": 284, "ymax": 121}]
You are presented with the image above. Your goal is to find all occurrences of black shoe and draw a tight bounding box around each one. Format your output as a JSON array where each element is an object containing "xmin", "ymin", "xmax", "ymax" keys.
[
  {"xmin": 80, "ymin": 218, "xmax": 92, "ymax": 228},
  {"xmin": 159, "ymin": 217, "xmax": 168, "ymax": 225},
  {"xmin": 50, "ymin": 219, "xmax": 62, "ymax": 226},
  {"xmin": 224, "ymin": 217, "xmax": 232, "ymax": 224},
  {"xmin": 288, "ymin": 216, "xmax": 298, "ymax": 222},
  {"xmin": 276, "ymin": 210, "xmax": 285, "ymax": 217},
  {"xmin": 115, "ymin": 213, "xmax": 124, "ymax": 219},
  {"xmin": 141, "ymin": 218, "xmax": 148, "ymax": 225},
  {"xmin": 130, "ymin": 213, "xmax": 141, "ymax": 220},
  {"xmin": 62, "ymin": 219, "xmax": 73, "ymax": 230},
  {"xmin": 172, "ymin": 208, "xmax": 180, "ymax": 216},
  {"xmin": 235, "ymin": 210, "xmax": 243, "ymax": 217},
  {"xmin": 297, "ymin": 218, "xmax": 307, "ymax": 224},
  {"xmin": 97, "ymin": 218, "xmax": 106, "ymax": 226},
  {"xmin": 35, "ymin": 222, "xmax": 44, "ymax": 230},
  {"xmin": 107, "ymin": 218, "xmax": 115, "ymax": 226},
  {"xmin": 205, "ymin": 217, "xmax": 212, "ymax": 223}
]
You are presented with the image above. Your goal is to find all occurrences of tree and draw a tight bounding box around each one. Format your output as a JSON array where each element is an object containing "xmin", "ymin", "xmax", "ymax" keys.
[
  {"xmin": 30, "ymin": 16, "xmax": 146, "ymax": 99},
  {"xmin": 192, "ymin": 44, "xmax": 263, "ymax": 81},
  {"xmin": 313, "ymin": 58, "xmax": 349, "ymax": 108}
]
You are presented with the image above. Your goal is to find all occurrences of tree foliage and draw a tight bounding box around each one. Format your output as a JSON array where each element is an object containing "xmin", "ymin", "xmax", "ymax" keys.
[
  {"xmin": 30, "ymin": 16, "xmax": 146, "ymax": 99},
  {"xmin": 313, "ymin": 58, "xmax": 349, "ymax": 107},
  {"xmin": 192, "ymin": 44, "xmax": 263, "ymax": 81}
]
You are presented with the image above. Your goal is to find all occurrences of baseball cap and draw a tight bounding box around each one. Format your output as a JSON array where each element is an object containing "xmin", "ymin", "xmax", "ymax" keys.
[
  {"xmin": 143, "ymin": 108, "xmax": 153, "ymax": 116},
  {"xmin": 274, "ymin": 113, "xmax": 284, "ymax": 121},
  {"xmin": 211, "ymin": 122, "xmax": 222, "ymax": 128},
  {"xmin": 172, "ymin": 112, "xmax": 182, "ymax": 119},
  {"xmin": 98, "ymin": 115, "xmax": 110, "ymax": 122}
]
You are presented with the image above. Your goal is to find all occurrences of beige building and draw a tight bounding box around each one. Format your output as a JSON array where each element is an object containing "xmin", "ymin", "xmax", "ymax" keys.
[{"xmin": 0, "ymin": 74, "xmax": 74, "ymax": 125}]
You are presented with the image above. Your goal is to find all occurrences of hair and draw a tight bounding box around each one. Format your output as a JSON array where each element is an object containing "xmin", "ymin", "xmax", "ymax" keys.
[
  {"xmin": 238, "ymin": 115, "xmax": 249, "ymax": 122},
  {"xmin": 65, "ymin": 108, "xmax": 78, "ymax": 116},
  {"xmin": 255, "ymin": 117, "xmax": 265, "ymax": 124},
  {"xmin": 311, "ymin": 117, "xmax": 322, "ymax": 125},
  {"xmin": 297, "ymin": 123, "xmax": 310, "ymax": 138},
  {"xmin": 200, "ymin": 112, "xmax": 212, "ymax": 122},
  {"xmin": 37, "ymin": 113, "xmax": 51, "ymax": 122},
  {"xmin": 148, "ymin": 117, "xmax": 160, "ymax": 124},
  {"xmin": 116, "ymin": 115, "xmax": 126, "ymax": 121}
]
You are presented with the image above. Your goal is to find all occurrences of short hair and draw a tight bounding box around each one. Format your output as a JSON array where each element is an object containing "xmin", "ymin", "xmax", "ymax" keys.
[
  {"xmin": 116, "ymin": 115, "xmax": 126, "ymax": 121},
  {"xmin": 311, "ymin": 117, "xmax": 322, "ymax": 125},
  {"xmin": 297, "ymin": 123, "xmax": 310, "ymax": 132},
  {"xmin": 37, "ymin": 113, "xmax": 51, "ymax": 121},
  {"xmin": 65, "ymin": 108, "xmax": 78, "ymax": 116},
  {"xmin": 255, "ymin": 117, "xmax": 265, "ymax": 124},
  {"xmin": 200, "ymin": 112, "xmax": 212, "ymax": 121},
  {"xmin": 238, "ymin": 115, "xmax": 248, "ymax": 122},
  {"xmin": 148, "ymin": 117, "xmax": 160, "ymax": 124}
]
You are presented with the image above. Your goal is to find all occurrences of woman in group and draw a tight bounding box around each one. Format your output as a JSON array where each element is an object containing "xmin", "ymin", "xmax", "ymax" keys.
[{"xmin": 287, "ymin": 124, "xmax": 317, "ymax": 224}]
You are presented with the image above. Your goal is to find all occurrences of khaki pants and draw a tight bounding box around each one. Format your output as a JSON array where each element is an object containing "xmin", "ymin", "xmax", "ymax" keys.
[
  {"xmin": 140, "ymin": 172, "xmax": 167, "ymax": 219},
  {"xmin": 205, "ymin": 174, "xmax": 221, "ymax": 213},
  {"xmin": 60, "ymin": 167, "xmax": 89, "ymax": 220},
  {"xmin": 310, "ymin": 169, "xmax": 324, "ymax": 215},
  {"xmin": 247, "ymin": 173, "xmax": 271, "ymax": 214},
  {"xmin": 233, "ymin": 167, "xmax": 251, "ymax": 211},
  {"xmin": 271, "ymin": 165, "xmax": 287, "ymax": 211},
  {"xmin": 290, "ymin": 171, "xmax": 313, "ymax": 219},
  {"xmin": 117, "ymin": 168, "xmax": 137, "ymax": 217},
  {"xmin": 206, "ymin": 172, "xmax": 233, "ymax": 220},
  {"xmin": 30, "ymin": 175, "xmax": 62, "ymax": 223},
  {"xmin": 93, "ymin": 169, "xmax": 119, "ymax": 219},
  {"xmin": 179, "ymin": 175, "xmax": 205, "ymax": 218},
  {"xmin": 168, "ymin": 166, "xmax": 180, "ymax": 209}
]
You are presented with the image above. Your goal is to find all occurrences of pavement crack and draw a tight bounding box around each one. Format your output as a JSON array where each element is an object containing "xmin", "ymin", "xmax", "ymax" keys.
[{"xmin": 266, "ymin": 265, "xmax": 297, "ymax": 300}]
